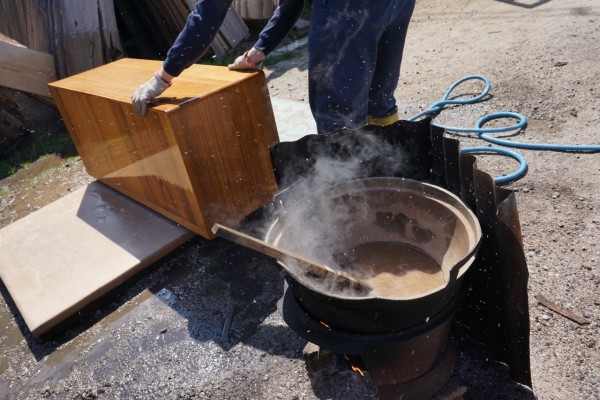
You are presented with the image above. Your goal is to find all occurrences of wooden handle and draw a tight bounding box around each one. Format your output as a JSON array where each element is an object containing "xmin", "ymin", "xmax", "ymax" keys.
[{"xmin": 212, "ymin": 223, "xmax": 371, "ymax": 292}]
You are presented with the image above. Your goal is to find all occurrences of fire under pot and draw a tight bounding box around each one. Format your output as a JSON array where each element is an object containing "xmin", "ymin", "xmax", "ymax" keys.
[
  {"xmin": 265, "ymin": 177, "xmax": 482, "ymax": 397},
  {"xmin": 278, "ymin": 282, "xmax": 462, "ymax": 399}
]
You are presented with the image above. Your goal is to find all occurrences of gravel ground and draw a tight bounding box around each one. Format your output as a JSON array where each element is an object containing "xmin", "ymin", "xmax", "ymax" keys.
[{"xmin": 1, "ymin": 0, "xmax": 599, "ymax": 399}]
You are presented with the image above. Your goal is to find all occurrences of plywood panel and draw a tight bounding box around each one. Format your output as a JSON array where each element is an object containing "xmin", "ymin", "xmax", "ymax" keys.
[
  {"xmin": 49, "ymin": 58, "xmax": 279, "ymax": 238},
  {"xmin": 0, "ymin": 181, "xmax": 195, "ymax": 338}
]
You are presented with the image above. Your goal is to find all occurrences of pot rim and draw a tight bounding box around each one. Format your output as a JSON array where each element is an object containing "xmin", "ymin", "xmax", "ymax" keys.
[{"xmin": 265, "ymin": 177, "xmax": 482, "ymax": 301}]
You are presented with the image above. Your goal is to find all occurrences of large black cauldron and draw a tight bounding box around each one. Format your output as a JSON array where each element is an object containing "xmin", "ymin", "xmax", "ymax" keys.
[{"xmin": 264, "ymin": 177, "xmax": 481, "ymax": 334}]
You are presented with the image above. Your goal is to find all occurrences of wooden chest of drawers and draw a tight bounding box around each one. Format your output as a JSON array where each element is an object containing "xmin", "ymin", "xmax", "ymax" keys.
[{"xmin": 49, "ymin": 58, "xmax": 279, "ymax": 238}]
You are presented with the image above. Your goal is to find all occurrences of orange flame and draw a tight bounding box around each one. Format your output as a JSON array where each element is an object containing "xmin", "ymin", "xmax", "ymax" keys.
[
  {"xmin": 351, "ymin": 364, "xmax": 365, "ymax": 377},
  {"xmin": 319, "ymin": 321, "xmax": 331, "ymax": 329},
  {"xmin": 344, "ymin": 354, "xmax": 365, "ymax": 377}
]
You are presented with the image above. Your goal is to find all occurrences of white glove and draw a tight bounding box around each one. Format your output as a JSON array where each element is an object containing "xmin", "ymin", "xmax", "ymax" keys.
[
  {"xmin": 131, "ymin": 73, "xmax": 171, "ymax": 116},
  {"xmin": 228, "ymin": 51, "xmax": 264, "ymax": 71}
]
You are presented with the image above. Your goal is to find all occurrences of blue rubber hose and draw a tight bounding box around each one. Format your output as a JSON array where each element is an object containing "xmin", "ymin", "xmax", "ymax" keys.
[
  {"xmin": 409, "ymin": 75, "xmax": 600, "ymax": 184},
  {"xmin": 461, "ymin": 146, "xmax": 528, "ymax": 184}
]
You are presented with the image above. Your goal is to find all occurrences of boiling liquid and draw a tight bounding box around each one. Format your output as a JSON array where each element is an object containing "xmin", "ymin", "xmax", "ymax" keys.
[{"xmin": 346, "ymin": 242, "xmax": 446, "ymax": 299}]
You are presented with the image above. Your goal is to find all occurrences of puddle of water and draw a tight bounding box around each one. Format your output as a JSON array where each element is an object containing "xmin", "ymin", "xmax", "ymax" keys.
[
  {"xmin": 27, "ymin": 288, "xmax": 184, "ymax": 387},
  {"xmin": 0, "ymin": 305, "xmax": 26, "ymax": 374},
  {"xmin": 0, "ymin": 153, "xmax": 92, "ymax": 229}
]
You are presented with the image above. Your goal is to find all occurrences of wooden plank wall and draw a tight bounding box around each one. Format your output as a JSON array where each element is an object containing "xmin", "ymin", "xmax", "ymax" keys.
[
  {"xmin": 0, "ymin": 0, "xmax": 249, "ymax": 80},
  {"xmin": 0, "ymin": 0, "xmax": 123, "ymax": 79},
  {"xmin": 233, "ymin": 0, "xmax": 277, "ymax": 20},
  {"xmin": 0, "ymin": 34, "xmax": 56, "ymax": 98},
  {"xmin": 0, "ymin": 0, "xmax": 123, "ymax": 150},
  {"xmin": 114, "ymin": 0, "xmax": 249, "ymax": 60},
  {"xmin": 215, "ymin": 8, "xmax": 251, "ymax": 58}
]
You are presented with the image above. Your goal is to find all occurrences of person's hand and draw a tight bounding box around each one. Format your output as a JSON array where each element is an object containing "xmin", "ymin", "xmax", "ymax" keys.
[
  {"xmin": 228, "ymin": 49, "xmax": 264, "ymax": 71},
  {"xmin": 131, "ymin": 73, "xmax": 171, "ymax": 116}
]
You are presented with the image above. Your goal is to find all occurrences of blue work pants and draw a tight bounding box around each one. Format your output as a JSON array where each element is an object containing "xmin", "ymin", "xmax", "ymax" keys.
[{"xmin": 308, "ymin": 0, "xmax": 416, "ymax": 134}]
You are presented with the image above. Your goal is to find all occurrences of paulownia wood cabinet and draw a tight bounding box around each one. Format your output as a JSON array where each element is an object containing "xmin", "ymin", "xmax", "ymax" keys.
[{"xmin": 49, "ymin": 58, "xmax": 280, "ymax": 239}]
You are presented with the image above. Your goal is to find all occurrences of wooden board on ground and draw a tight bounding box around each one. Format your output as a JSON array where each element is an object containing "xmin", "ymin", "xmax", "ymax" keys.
[{"xmin": 0, "ymin": 181, "xmax": 195, "ymax": 338}]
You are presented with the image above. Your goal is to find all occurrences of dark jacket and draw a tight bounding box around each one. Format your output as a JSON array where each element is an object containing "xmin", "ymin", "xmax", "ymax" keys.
[{"xmin": 163, "ymin": 0, "xmax": 304, "ymax": 76}]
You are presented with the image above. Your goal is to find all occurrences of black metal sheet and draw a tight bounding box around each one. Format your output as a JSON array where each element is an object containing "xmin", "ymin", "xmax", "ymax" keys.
[{"xmin": 264, "ymin": 119, "xmax": 532, "ymax": 389}]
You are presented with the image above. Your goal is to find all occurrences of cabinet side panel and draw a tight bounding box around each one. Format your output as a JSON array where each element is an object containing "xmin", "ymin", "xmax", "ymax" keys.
[
  {"xmin": 49, "ymin": 86, "xmax": 206, "ymax": 234},
  {"xmin": 171, "ymin": 72, "xmax": 279, "ymax": 234}
]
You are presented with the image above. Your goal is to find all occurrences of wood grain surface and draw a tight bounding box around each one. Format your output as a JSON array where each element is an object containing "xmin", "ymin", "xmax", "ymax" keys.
[{"xmin": 49, "ymin": 58, "xmax": 280, "ymax": 238}]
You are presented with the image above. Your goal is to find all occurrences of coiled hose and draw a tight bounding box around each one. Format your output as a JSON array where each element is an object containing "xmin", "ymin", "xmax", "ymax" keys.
[{"xmin": 409, "ymin": 75, "xmax": 600, "ymax": 184}]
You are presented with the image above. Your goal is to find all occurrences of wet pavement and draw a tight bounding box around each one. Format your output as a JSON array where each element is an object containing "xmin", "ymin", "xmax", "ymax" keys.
[
  {"xmin": 0, "ymin": 236, "xmax": 375, "ymax": 399},
  {"xmin": 0, "ymin": 91, "xmax": 537, "ymax": 400},
  {"xmin": 0, "ymin": 232, "xmax": 535, "ymax": 399}
]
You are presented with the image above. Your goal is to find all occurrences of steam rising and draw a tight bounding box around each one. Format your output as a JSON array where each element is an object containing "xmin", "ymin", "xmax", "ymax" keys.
[
  {"xmin": 282, "ymin": 130, "xmax": 409, "ymax": 193},
  {"xmin": 264, "ymin": 130, "xmax": 411, "ymax": 296},
  {"xmin": 259, "ymin": 129, "xmax": 479, "ymax": 301}
]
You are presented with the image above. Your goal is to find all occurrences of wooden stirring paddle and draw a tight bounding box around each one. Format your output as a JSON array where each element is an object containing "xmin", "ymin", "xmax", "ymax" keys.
[{"xmin": 212, "ymin": 223, "xmax": 372, "ymax": 292}]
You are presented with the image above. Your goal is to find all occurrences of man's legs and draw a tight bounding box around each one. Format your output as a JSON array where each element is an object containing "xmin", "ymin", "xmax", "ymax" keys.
[
  {"xmin": 308, "ymin": 0, "xmax": 381, "ymax": 134},
  {"xmin": 308, "ymin": 0, "xmax": 415, "ymax": 134},
  {"xmin": 367, "ymin": 0, "xmax": 416, "ymax": 121}
]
